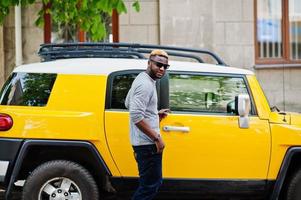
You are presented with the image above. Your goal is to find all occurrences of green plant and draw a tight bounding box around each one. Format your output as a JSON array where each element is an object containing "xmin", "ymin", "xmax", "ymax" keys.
[{"xmin": 0, "ymin": 0, "xmax": 140, "ymax": 41}]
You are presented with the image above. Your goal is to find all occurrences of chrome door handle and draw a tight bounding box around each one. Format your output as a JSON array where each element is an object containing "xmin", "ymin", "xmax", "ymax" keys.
[{"xmin": 162, "ymin": 126, "xmax": 190, "ymax": 133}]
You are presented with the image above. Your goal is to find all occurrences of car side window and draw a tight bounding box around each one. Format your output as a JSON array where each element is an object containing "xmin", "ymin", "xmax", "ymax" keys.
[
  {"xmin": 110, "ymin": 73, "xmax": 138, "ymax": 109},
  {"xmin": 169, "ymin": 74, "xmax": 250, "ymax": 114},
  {"xmin": 0, "ymin": 73, "xmax": 57, "ymax": 106}
]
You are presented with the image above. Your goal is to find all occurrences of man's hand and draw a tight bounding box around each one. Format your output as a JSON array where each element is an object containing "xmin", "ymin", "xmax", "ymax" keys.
[
  {"xmin": 158, "ymin": 108, "xmax": 170, "ymax": 121},
  {"xmin": 135, "ymin": 120, "xmax": 165, "ymax": 153},
  {"xmin": 155, "ymin": 136, "xmax": 165, "ymax": 153}
]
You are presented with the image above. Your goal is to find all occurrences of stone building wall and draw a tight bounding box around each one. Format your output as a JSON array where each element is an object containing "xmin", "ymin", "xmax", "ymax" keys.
[
  {"xmin": 119, "ymin": 0, "xmax": 159, "ymax": 44},
  {"xmin": 3, "ymin": 8, "xmax": 16, "ymax": 82},
  {"xmin": 0, "ymin": 26, "xmax": 4, "ymax": 87},
  {"xmin": 1, "ymin": 3, "xmax": 43, "ymax": 87},
  {"xmin": 213, "ymin": 0, "xmax": 255, "ymax": 70},
  {"xmin": 156, "ymin": 0, "xmax": 301, "ymax": 112},
  {"xmin": 21, "ymin": 2, "xmax": 44, "ymax": 64},
  {"xmin": 256, "ymin": 68, "xmax": 301, "ymax": 112},
  {"xmin": 1, "ymin": 0, "xmax": 301, "ymax": 112},
  {"xmin": 159, "ymin": 0, "xmax": 254, "ymax": 68},
  {"xmin": 160, "ymin": 0, "xmax": 214, "ymax": 50}
]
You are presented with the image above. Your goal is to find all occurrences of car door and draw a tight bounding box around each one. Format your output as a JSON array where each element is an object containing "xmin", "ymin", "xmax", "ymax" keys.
[
  {"xmin": 104, "ymin": 71, "xmax": 141, "ymax": 177},
  {"xmin": 161, "ymin": 72, "xmax": 271, "ymax": 181},
  {"xmin": 104, "ymin": 70, "xmax": 271, "ymax": 183},
  {"xmin": 104, "ymin": 70, "xmax": 169, "ymax": 178}
]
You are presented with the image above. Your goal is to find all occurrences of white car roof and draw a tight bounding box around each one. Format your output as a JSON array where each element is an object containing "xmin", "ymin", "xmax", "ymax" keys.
[{"xmin": 14, "ymin": 58, "xmax": 254, "ymax": 75}]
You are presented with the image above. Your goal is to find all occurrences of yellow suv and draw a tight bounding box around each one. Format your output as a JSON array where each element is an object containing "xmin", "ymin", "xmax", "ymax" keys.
[{"xmin": 0, "ymin": 43, "xmax": 300, "ymax": 200}]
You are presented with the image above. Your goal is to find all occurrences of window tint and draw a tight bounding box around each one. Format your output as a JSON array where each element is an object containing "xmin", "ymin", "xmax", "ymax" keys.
[
  {"xmin": 169, "ymin": 74, "xmax": 249, "ymax": 114},
  {"xmin": 0, "ymin": 73, "xmax": 57, "ymax": 106},
  {"xmin": 111, "ymin": 73, "xmax": 137, "ymax": 109}
]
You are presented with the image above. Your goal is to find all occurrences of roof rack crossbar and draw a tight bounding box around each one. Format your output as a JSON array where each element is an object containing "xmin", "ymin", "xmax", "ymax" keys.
[
  {"xmin": 38, "ymin": 43, "xmax": 226, "ymax": 66},
  {"xmin": 136, "ymin": 49, "xmax": 204, "ymax": 63},
  {"xmin": 40, "ymin": 51, "xmax": 146, "ymax": 61}
]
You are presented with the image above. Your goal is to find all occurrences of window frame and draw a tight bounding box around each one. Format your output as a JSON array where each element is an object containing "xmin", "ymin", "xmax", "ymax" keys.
[
  {"xmin": 43, "ymin": 3, "xmax": 119, "ymax": 43},
  {"xmin": 168, "ymin": 71, "xmax": 258, "ymax": 116},
  {"xmin": 254, "ymin": 0, "xmax": 301, "ymax": 65},
  {"xmin": 105, "ymin": 70, "xmax": 142, "ymax": 110},
  {"xmin": 0, "ymin": 72, "xmax": 57, "ymax": 107},
  {"xmin": 106, "ymin": 70, "xmax": 258, "ymax": 116},
  {"xmin": 106, "ymin": 70, "xmax": 169, "ymax": 111}
]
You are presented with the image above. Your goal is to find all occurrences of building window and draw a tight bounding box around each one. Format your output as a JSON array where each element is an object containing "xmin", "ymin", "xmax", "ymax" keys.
[
  {"xmin": 43, "ymin": 4, "xmax": 119, "ymax": 43},
  {"xmin": 255, "ymin": 0, "xmax": 301, "ymax": 63},
  {"xmin": 290, "ymin": 0, "xmax": 301, "ymax": 60}
]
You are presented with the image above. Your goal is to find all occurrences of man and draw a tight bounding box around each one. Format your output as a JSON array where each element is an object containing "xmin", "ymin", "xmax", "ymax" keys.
[{"xmin": 125, "ymin": 49, "xmax": 170, "ymax": 200}]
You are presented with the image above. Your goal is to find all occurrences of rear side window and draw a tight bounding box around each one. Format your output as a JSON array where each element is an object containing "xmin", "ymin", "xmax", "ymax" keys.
[
  {"xmin": 0, "ymin": 73, "xmax": 57, "ymax": 106},
  {"xmin": 110, "ymin": 73, "xmax": 137, "ymax": 109}
]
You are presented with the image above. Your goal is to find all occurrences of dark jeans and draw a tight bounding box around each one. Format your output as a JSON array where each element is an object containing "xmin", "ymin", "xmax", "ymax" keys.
[{"xmin": 132, "ymin": 144, "xmax": 163, "ymax": 200}]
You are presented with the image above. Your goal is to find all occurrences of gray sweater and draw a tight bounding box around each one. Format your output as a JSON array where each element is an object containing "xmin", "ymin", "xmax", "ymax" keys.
[{"xmin": 125, "ymin": 72, "xmax": 160, "ymax": 146}]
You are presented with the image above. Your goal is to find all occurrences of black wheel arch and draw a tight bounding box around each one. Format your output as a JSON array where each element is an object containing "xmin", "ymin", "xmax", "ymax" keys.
[
  {"xmin": 270, "ymin": 147, "xmax": 301, "ymax": 200},
  {"xmin": 5, "ymin": 139, "xmax": 111, "ymax": 200}
]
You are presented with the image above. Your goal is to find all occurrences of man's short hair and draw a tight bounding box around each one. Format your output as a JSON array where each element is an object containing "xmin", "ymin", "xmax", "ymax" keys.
[{"xmin": 149, "ymin": 49, "xmax": 169, "ymax": 59}]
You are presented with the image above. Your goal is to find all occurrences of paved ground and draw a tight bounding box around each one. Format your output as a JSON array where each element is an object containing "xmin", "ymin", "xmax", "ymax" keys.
[
  {"xmin": 0, "ymin": 191, "xmax": 185, "ymax": 200},
  {"xmin": 0, "ymin": 191, "xmax": 249, "ymax": 200},
  {"xmin": 0, "ymin": 189, "xmax": 265, "ymax": 200},
  {"xmin": 0, "ymin": 192, "xmax": 184, "ymax": 200}
]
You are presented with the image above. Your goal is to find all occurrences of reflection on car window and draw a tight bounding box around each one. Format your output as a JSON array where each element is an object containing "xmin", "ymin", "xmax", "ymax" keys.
[
  {"xmin": 0, "ymin": 73, "xmax": 57, "ymax": 106},
  {"xmin": 111, "ymin": 73, "xmax": 138, "ymax": 109},
  {"xmin": 169, "ymin": 74, "xmax": 248, "ymax": 113}
]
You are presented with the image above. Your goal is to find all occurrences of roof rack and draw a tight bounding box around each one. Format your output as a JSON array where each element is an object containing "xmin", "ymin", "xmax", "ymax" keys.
[{"xmin": 38, "ymin": 43, "xmax": 227, "ymax": 66}]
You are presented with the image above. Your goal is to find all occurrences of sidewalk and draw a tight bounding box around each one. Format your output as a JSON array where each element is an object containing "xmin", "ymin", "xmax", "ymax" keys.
[{"xmin": 0, "ymin": 190, "xmax": 21, "ymax": 200}]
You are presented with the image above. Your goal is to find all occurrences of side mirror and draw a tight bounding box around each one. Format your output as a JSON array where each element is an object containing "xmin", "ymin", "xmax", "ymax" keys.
[{"xmin": 235, "ymin": 94, "xmax": 250, "ymax": 128}]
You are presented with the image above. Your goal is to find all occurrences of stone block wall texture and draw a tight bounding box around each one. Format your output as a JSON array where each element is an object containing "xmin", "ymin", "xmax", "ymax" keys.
[
  {"xmin": 3, "ymin": 7, "xmax": 15, "ymax": 83},
  {"xmin": 256, "ymin": 68, "xmax": 301, "ymax": 112},
  {"xmin": 0, "ymin": 27, "xmax": 4, "ymax": 87},
  {"xmin": 160, "ymin": 0, "xmax": 213, "ymax": 50},
  {"xmin": 159, "ymin": 0, "xmax": 254, "ymax": 67},
  {"xmin": 158, "ymin": 0, "xmax": 301, "ymax": 112},
  {"xmin": 0, "ymin": 0, "xmax": 300, "ymax": 112},
  {"xmin": 22, "ymin": 3, "xmax": 44, "ymax": 64},
  {"xmin": 119, "ymin": 0, "xmax": 159, "ymax": 44},
  {"xmin": 214, "ymin": 0, "xmax": 254, "ymax": 69},
  {"xmin": 1, "ymin": 3, "xmax": 43, "ymax": 86}
]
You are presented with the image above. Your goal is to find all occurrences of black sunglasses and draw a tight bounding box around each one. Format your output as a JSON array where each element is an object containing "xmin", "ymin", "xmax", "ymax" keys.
[{"xmin": 150, "ymin": 59, "xmax": 169, "ymax": 69}]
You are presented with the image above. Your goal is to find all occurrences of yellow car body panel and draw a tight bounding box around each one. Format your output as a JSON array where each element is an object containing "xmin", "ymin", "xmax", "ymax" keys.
[
  {"xmin": 247, "ymin": 75, "xmax": 301, "ymax": 180},
  {"xmin": 290, "ymin": 113, "xmax": 301, "ymax": 125},
  {"xmin": 246, "ymin": 75, "xmax": 271, "ymax": 120},
  {"xmin": 2, "ymin": 61, "xmax": 301, "ymax": 198},
  {"xmin": 160, "ymin": 114, "xmax": 270, "ymax": 179},
  {"xmin": 0, "ymin": 74, "xmax": 120, "ymax": 176},
  {"xmin": 267, "ymin": 112, "xmax": 301, "ymax": 179},
  {"xmin": 104, "ymin": 111, "xmax": 137, "ymax": 176},
  {"xmin": 105, "ymin": 111, "xmax": 271, "ymax": 179},
  {"xmin": 104, "ymin": 74, "xmax": 301, "ymax": 181}
]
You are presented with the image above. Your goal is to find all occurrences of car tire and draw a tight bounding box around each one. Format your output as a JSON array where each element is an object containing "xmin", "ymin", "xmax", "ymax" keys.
[
  {"xmin": 287, "ymin": 169, "xmax": 301, "ymax": 200},
  {"xmin": 22, "ymin": 160, "xmax": 99, "ymax": 200}
]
